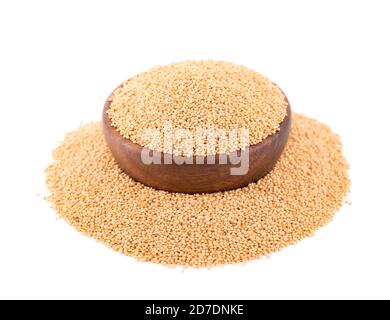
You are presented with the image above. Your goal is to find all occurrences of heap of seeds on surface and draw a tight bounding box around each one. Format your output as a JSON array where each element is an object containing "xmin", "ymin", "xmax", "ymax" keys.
[
  {"xmin": 107, "ymin": 60, "xmax": 288, "ymax": 156},
  {"xmin": 46, "ymin": 114, "xmax": 350, "ymax": 267}
]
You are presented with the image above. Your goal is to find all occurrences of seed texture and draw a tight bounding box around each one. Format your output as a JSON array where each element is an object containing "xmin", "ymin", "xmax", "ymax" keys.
[
  {"xmin": 46, "ymin": 114, "xmax": 350, "ymax": 267},
  {"xmin": 107, "ymin": 60, "xmax": 287, "ymax": 155}
]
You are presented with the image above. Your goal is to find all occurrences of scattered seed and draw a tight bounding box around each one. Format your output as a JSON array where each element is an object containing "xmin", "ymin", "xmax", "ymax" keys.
[{"xmin": 46, "ymin": 114, "xmax": 350, "ymax": 267}]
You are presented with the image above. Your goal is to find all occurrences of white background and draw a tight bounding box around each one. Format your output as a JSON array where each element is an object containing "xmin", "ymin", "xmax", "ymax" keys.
[{"xmin": 0, "ymin": 0, "xmax": 389, "ymax": 300}]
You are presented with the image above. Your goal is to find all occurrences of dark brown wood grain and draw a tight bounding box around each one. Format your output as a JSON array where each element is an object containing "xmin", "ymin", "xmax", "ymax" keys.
[{"xmin": 102, "ymin": 87, "xmax": 291, "ymax": 194}]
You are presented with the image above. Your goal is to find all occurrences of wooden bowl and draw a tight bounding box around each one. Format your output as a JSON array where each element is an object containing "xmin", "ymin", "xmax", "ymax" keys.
[{"xmin": 103, "ymin": 88, "xmax": 291, "ymax": 194}]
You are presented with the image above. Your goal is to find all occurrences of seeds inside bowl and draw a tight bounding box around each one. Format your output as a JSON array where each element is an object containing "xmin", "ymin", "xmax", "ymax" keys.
[{"xmin": 107, "ymin": 60, "xmax": 288, "ymax": 156}]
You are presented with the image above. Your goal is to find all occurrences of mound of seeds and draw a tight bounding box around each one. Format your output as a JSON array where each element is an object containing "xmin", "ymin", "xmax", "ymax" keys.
[
  {"xmin": 46, "ymin": 114, "xmax": 350, "ymax": 267},
  {"xmin": 107, "ymin": 60, "xmax": 287, "ymax": 155}
]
